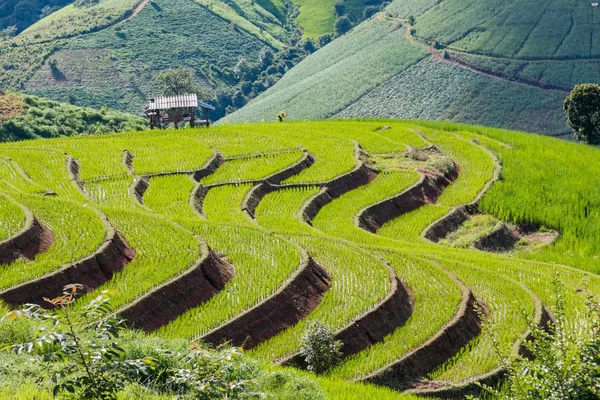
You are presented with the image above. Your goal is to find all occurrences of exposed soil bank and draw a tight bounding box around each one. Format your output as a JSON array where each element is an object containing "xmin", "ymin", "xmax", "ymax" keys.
[
  {"xmin": 301, "ymin": 163, "xmax": 378, "ymax": 225},
  {"xmin": 281, "ymin": 264, "xmax": 415, "ymax": 368},
  {"xmin": 357, "ymin": 168, "xmax": 459, "ymax": 233},
  {"xmin": 409, "ymin": 284, "xmax": 553, "ymax": 398},
  {"xmin": 119, "ymin": 241, "xmax": 235, "ymax": 332},
  {"xmin": 0, "ymin": 225, "xmax": 135, "ymax": 307},
  {"xmin": 362, "ymin": 271, "xmax": 484, "ymax": 390},
  {"xmin": 0, "ymin": 209, "xmax": 54, "ymax": 265},
  {"xmin": 201, "ymin": 252, "xmax": 331, "ymax": 349}
]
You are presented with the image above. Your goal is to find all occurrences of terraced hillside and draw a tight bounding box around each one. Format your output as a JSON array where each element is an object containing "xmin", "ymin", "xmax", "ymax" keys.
[
  {"xmin": 227, "ymin": 0, "xmax": 600, "ymax": 135},
  {"xmin": 0, "ymin": 120, "xmax": 599, "ymax": 398}
]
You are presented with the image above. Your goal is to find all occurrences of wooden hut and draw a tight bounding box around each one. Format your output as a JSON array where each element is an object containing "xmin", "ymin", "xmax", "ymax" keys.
[{"xmin": 144, "ymin": 93, "xmax": 215, "ymax": 129}]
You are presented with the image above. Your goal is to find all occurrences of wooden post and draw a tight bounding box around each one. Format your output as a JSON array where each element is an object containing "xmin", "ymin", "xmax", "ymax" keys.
[
  {"xmin": 205, "ymin": 108, "xmax": 210, "ymax": 127},
  {"xmin": 190, "ymin": 109, "xmax": 195, "ymax": 128}
]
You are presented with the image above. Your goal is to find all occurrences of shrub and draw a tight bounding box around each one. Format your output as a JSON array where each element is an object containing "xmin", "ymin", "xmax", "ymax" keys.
[
  {"xmin": 363, "ymin": 6, "xmax": 379, "ymax": 19},
  {"xmin": 473, "ymin": 278, "xmax": 600, "ymax": 399},
  {"xmin": 300, "ymin": 321, "xmax": 343, "ymax": 374},
  {"xmin": 334, "ymin": 0, "xmax": 346, "ymax": 16},
  {"xmin": 335, "ymin": 16, "xmax": 353, "ymax": 36},
  {"xmin": 564, "ymin": 84, "xmax": 600, "ymax": 145}
]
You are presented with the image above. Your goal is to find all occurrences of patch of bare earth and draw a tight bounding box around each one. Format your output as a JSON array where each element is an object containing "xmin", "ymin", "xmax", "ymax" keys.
[{"xmin": 0, "ymin": 93, "xmax": 24, "ymax": 122}]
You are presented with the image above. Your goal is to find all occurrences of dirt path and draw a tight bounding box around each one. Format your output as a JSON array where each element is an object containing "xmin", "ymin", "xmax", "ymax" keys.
[
  {"xmin": 402, "ymin": 23, "xmax": 570, "ymax": 94},
  {"xmin": 120, "ymin": 0, "xmax": 150, "ymax": 25}
]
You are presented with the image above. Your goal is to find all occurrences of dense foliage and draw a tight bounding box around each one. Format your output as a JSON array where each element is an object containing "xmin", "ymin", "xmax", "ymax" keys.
[
  {"xmin": 0, "ymin": 0, "xmax": 73, "ymax": 34},
  {"xmin": 300, "ymin": 322, "xmax": 343, "ymax": 374},
  {"xmin": 564, "ymin": 84, "xmax": 600, "ymax": 145},
  {"xmin": 0, "ymin": 93, "xmax": 146, "ymax": 141}
]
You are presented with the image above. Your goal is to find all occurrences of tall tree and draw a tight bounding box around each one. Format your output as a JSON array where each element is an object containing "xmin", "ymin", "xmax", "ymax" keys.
[
  {"xmin": 156, "ymin": 67, "xmax": 206, "ymax": 96},
  {"xmin": 564, "ymin": 84, "xmax": 600, "ymax": 145}
]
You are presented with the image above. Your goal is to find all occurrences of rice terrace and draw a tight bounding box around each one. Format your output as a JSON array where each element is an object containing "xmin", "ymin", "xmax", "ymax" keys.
[
  {"xmin": 0, "ymin": 118, "xmax": 597, "ymax": 398},
  {"xmin": 1, "ymin": 0, "xmax": 600, "ymax": 398}
]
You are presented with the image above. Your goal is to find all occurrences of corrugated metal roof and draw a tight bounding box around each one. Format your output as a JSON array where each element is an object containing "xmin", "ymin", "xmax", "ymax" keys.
[{"xmin": 145, "ymin": 94, "xmax": 215, "ymax": 111}]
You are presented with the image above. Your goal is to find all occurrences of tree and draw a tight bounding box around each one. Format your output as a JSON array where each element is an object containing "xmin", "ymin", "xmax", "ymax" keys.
[
  {"xmin": 564, "ymin": 84, "xmax": 600, "ymax": 145},
  {"xmin": 300, "ymin": 321, "xmax": 343, "ymax": 374},
  {"xmin": 335, "ymin": 16, "xmax": 352, "ymax": 35},
  {"xmin": 303, "ymin": 39, "xmax": 316, "ymax": 53},
  {"xmin": 319, "ymin": 35, "xmax": 332, "ymax": 47},
  {"xmin": 157, "ymin": 67, "xmax": 201, "ymax": 96},
  {"xmin": 334, "ymin": 0, "xmax": 346, "ymax": 16}
]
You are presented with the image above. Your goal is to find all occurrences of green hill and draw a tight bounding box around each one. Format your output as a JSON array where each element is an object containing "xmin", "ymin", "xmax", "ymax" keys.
[
  {"xmin": 0, "ymin": 0, "xmax": 389, "ymax": 119},
  {"xmin": 0, "ymin": 120, "xmax": 598, "ymax": 398},
  {"xmin": 226, "ymin": 0, "xmax": 600, "ymax": 135},
  {"xmin": 0, "ymin": 92, "xmax": 146, "ymax": 141},
  {"xmin": 0, "ymin": 0, "xmax": 314, "ymax": 119}
]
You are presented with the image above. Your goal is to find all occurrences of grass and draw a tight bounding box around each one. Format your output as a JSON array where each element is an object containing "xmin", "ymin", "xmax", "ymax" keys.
[
  {"xmin": 0, "ymin": 193, "xmax": 106, "ymax": 290},
  {"xmin": 200, "ymin": 151, "xmax": 305, "ymax": 185},
  {"xmin": 379, "ymin": 128, "xmax": 495, "ymax": 241},
  {"xmin": 0, "ymin": 194, "xmax": 27, "ymax": 242},
  {"xmin": 248, "ymin": 235, "xmax": 390, "ymax": 363},
  {"xmin": 328, "ymin": 253, "xmax": 461, "ymax": 380},
  {"xmin": 20, "ymin": 0, "xmax": 141, "ymax": 42}
]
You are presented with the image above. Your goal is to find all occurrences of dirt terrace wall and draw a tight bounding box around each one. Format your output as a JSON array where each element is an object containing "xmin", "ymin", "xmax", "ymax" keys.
[
  {"xmin": 424, "ymin": 206, "xmax": 472, "ymax": 242},
  {"xmin": 282, "ymin": 264, "xmax": 415, "ymax": 368},
  {"xmin": 0, "ymin": 221, "xmax": 135, "ymax": 308},
  {"xmin": 363, "ymin": 274, "xmax": 484, "ymax": 390},
  {"xmin": 131, "ymin": 176, "xmax": 150, "ymax": 206},
  {"xmin": 121, "ymin": 150, "xmax": 135, "ymax": 175},
  {"xmin": 423, "ymin": 139, "xmax": 502, "ymax": 243},
  {"xmin": 0, "ymin": 204, "xmax": 54, "ymax": 265},
  {"xmin": 301, "ymin": 163, "xmax": 378, "ymax": 225},
  {"xmin": 192, "ymin": 151, "xmax": 225, "ymax": 182},
  {"xmin": 358, "ymin": 168, "xmax": 459, "ymax": 233},
  {"xmin": 119, "ymin": 240, "xmax": 235, "ymax": 332},
  {"xmin": 201, "ymin": 252, "xmax": 331, "ymax": 349},
  {"xmin": 474, "ymin": 224, "xmax": 519, "ymax": 252},
  {"xmin": 264, "ymin": 152, "xmax": 315, "ymax": 185},
  {"xmin": 67, "ymin": 157, "xmax": 88, "ymax": 196},
  {"xmin": 409, "ymin": 283, "xmax": 552, "ymax": 399}
]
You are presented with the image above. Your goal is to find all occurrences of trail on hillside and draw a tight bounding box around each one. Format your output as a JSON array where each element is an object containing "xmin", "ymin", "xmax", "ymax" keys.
[
  {"xmin": 120, "ymin": 0, "xmax": 150, "ymax": 25},
  {"xmin": 402, "ymin": 23, "xmax": 570, "ymax": 94}
]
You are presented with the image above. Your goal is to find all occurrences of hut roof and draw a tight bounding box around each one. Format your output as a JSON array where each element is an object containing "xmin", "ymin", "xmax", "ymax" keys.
[{"xmin": 144, "ymin": 93, "xmax": 215, "ymax": 112}]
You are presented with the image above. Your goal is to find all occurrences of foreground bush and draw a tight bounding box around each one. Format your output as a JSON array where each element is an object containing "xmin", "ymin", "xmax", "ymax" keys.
[
  {"xmin": 475, "ymin": 279, "xmax": 600, "ymax": 399},
  {"xmin": 0, "ymin": 285, "xmax": 325, "ymax": 399}
]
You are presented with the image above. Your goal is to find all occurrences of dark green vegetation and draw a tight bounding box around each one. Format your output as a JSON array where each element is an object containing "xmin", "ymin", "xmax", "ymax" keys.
[
  {"xmin": 0, "ymin": 92, "xmax": 146, "ymax": 141},
  {"xmin": 0, "ymin": 0, "xmax": 73, "ymax": 34},
  {"xmin": 0, "ymin": 0, "xmax": 394, "ymax": 121},
  {"xmin": 227, "ymin": 0, "xmax": 600, "ymax": 135},
  {"xmin": 564, "ymin": 84, "xmax": 600, "ymax": 145},
  {"xmin": 0, "ymin": 121, "xmax": 598, "ymax": 398}
]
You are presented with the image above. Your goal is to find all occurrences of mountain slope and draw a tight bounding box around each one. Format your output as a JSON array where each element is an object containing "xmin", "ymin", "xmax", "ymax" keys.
[
  {"xmin": 0, "ymin": 0, "xmax": 310, "ymax": 118},
  {"xmin": 226, "ymin": 1, "xmax": 600, "ymax": 135}
]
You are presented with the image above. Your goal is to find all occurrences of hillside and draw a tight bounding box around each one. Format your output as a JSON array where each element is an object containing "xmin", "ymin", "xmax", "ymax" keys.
[
  {"xmin": 0, "ymin": 120, "xmax": 598, "ymax": 398},
  {"xmin": 226, "ymin": 0, "xmax": 600, "ymax": 135},
  {"xmin": 0, "ymin": 92, "xmax": 146, "ymax": 141},
  {"xmin": 0, "ymin": 0, "xmax": 383, "ymax": 120}
]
